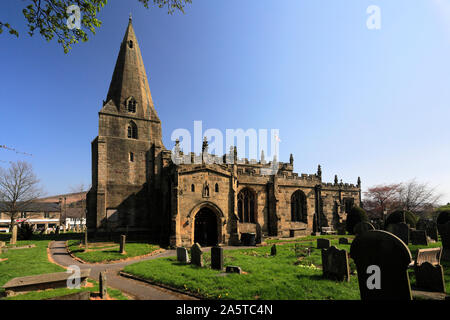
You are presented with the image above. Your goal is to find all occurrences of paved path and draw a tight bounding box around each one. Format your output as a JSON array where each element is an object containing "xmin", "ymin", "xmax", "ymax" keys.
[{"xmin": 49, "ymin": 241, "xmax": 196, "ymax": 300}]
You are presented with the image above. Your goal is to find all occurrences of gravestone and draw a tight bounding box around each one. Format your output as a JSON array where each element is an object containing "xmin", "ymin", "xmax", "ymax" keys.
[
  {"xmin": 99, "ymin": 272, "xmax": 107, "ymax": 299},
  {"xmin": 271, "ymin": 244, "xmax": 277, "ymax": 256},
  {"xmin": 119, "ymin": 235, "xmax": 126, "ymax": 254},
  {"xmin": 321, "ymin": 246, "xmax": 350, "ymax": 282},
  {"xmin": 350, "ymin": 230, "xmax": 413, "ymax": 300},
  {"xmin": 437, "ymin": 221, "xmax": 450, "ymax": 261},
  {"xmin": 225, "ymin": 266, "xmax": 242, "ymax": 274},
  {"xmin": 317, "ymin": 238, "xmax": 331, "ymax": 249},
  {"xmin": 0, "ymin": 241, "xmax": 5, "ymax": 247},
  {"xmin": 191, "ymin": 243, "xmax": 203, "ymax": 267},
  {"xmin": 415, "ymin": 262, "xmax": 446, "ymax": 293},
  {"xmin": 176, "ymin": 247, "xmax": 189, "ymax": 264},
  {"xmin": 353, "ymin": 222, "xmax": 375, "ymax": 236},
  {"xmin": 386, "ymin": 222, "xmax": 409, "ymax": 245},
  {"xmin": 339, "ymin": 238, "xmax": 349, "ymax": 245},
  {"xmin": 10, "ymin": 224, "xmax": 18, "ymax": 245},
  {"xmin": 211, "ymin": 247, "xmax": 224, "ymax": 270},
  {"xmin": 417, "ymin": 219, "xmax": 439, "ymax": 242},
  {"xmin": 410, "ymin": 230, "xmax": 429, "ymax": 246}
]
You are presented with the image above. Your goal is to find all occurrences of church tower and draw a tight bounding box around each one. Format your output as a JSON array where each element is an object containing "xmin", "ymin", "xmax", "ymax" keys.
[{"xmin": 87, "ymin": 17, "xmax": 165, "ymax": 234}]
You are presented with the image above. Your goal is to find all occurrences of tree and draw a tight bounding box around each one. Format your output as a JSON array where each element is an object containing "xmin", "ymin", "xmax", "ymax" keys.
[
  {"xmin": 0, "ymin": 0, "xmax": 192, "ymax": 53},
  {"xmin": 397, "ymin": 179, "xmax": 441, "ymax": 216},
  {"xmin": 0, "ymin": 161, "xmax": 44, "ymax": 226},
  {"xmin": 363, "ymin": 184, "xmax": 401, "ymax": 219}
]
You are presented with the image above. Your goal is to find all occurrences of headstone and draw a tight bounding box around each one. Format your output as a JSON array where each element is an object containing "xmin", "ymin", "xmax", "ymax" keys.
[
  {"xmin": 317, "ymin": 238, "xmax": 331, "ymax": 249},
  {"xmin": 10, "ymin": 224, "xmax": 18, "ymax": 245},
  {"xmin": 99, "ymin": 272, "xmax": 107, "ymax": 299},
  {"xmin": 353, "ymin": 222, "xmax": 375, "ymax": 236},
  {"xmin": 339, "ymin": 238, "xmax": 349, "ymax": 245},
  {"xmin": 176, "ymin": 247, "xmax": 189, "ymax": 264},
  {"xmin": 225, "ymin": 266, "xmax": 242, "ymax": 274},
  {"xmin": 211, "ymin": 246, "xmax": 224, "ymax": 270},
  {"xmin": 350, "ymin": 230, "xmax": 413, "ymax": 300},
  {"xmin": 270, "ymin": 244, "xmax": 277, "ymax": 256},
  {"xmin": 417, "ymin": 219, "xmax": 438, "ymax": 242},
  {"xmin": 415, "ymin": 262, "xmax": 446, "ymax": 293},
  {"xmin": 0, "ymin": 241, "xmax": 5, "ymax": 247},
  {"xmin": 410, "ymin": 230, "xmax": 429, "ymax": 246},
  {"xmin": 321, "ymin": 246, "xmax": 350, "ymax": 282},
  {"xmin": 119, "ymin": 235, "xmax": 126, "ymax": 254},
  {"xmin": 437, "ymin": 221, "xmax": 450, "ymax": 261},
  {"xmin": 386, "ymin": 222, "xmax": 409, "ymax": 245},
  {"xmin": 191, "ymin": 243, "xmax": 203, "ymax": 267}
]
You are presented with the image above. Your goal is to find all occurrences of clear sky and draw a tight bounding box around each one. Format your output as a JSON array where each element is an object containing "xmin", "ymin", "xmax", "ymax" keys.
[{"xmin": 1, "ymin": 0, "xmax": 449, "ymax": 203}]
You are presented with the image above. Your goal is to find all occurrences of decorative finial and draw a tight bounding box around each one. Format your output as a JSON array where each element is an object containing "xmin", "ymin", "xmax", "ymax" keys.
[
  {"xmin": 289, "ymin": 154, "xmax": 294, "ymax": 165},
  {"xmin": 357, "ymin": 177, "xmax": 361, "ymax": 187},
  {"xmin": 317, "ymin": 164, "xmax": 322, "ymax": 177},
  {"xmin": 334, "ymin": 175, "xmax": 338, "ymax": 185},
  {"xmin": 202, "ymin": 137, "xmax": 208, "ymax": 153}
]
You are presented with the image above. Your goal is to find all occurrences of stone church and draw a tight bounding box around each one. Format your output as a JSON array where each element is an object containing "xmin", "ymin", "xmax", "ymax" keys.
[{"xmin": 87, "ymin": 18, "xmax": 362, "ymax": 247}]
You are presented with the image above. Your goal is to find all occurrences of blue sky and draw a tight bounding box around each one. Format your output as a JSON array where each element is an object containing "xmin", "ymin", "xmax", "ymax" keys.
[{"xmin": 1, "ymin": 0, "xmax": 449, "ymax": 203}]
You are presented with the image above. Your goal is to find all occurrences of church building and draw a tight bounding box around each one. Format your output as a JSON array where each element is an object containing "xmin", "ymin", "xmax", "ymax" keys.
[{"xmin": 87, "ymin": 18, "xmax": 362, "ymax": 247}]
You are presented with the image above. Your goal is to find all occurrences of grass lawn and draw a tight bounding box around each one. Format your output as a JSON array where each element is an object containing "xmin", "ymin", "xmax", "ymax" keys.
[
  {"xmin": 0, "ymin": 234, "xmax": 128, "ymax": 300},
  {"xmin": 67, "ymin": 239, "xmax": 160, "ymax": 263},
  {"xmin": 266, "ymin": 234, "xmax": 354, "ymax": 244},
  {"xmin": 123, "ymin": 237, "xmax": 450, "ymax": 300}
]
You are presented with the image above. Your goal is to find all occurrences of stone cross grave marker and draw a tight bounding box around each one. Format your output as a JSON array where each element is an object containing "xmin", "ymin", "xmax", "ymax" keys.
[
  {"xmin": 317, "ymin": 238, "xmax": 330, "ymax": 249},
  {"xmin": 350, "ymin": 230, "xmax": 412, "ymax": 300},
  {"xmin": 99, "ymin": 272, "xmax": 107, "ymax": 299},
  {"xmin": 119, "ymin": 235, "xmax": 126, "ymax": 254},
  {"xmin": 410, "ymin": 230, "xmax": 429, "ymax": 246},
  {"xmin": 191, "ymin": 243, "xmax": 203, "ymax": 267},
  {"xmin": 386, "ymin": 222, "xmax": 409, "ymax": 245},
  {"xmin": 415, "ymin": 262, "xmax": 446, "ymax": 293},
  {"xmin": 353, "ymin": 222, "xmax": 375, "ymax": 236},
  {"xmin": 211, "ymin": 246, "xmax": 224, "ymax": 270},
  {"xmin": 321, "ymin": 246, "xmax": 350, "ymax": 282},
  {"xmin": 176, "ymin": 247, "xmax": 189, "ymax": 264}
]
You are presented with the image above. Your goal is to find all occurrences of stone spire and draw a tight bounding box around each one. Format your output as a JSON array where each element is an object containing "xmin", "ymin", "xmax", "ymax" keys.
[{"xmin": 105, "ymin": 17, "xmax": 159, "ymax": 121}]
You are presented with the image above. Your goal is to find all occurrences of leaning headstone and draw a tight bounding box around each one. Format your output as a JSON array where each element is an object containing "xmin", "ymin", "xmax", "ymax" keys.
[
  {"xmin": 270, "ymin": 244, "xmax": 277, "ymax": 256},
  {"xmin": 353, "ymin": 222, "xmax": 375, "ymax": 236},
  {"xmin": 317, "ymin": 238, "xmax": 331, "ymax": 249},
  {"xmin": 211, "ymin": 247, "xmax": 224, "ymax": 270},
  {"xmin": 386, "ymin": 222, "xmax": 409, "ymax": 245},
  {"xmin": 176, "ymin": 247, "xmax": 189, "ymax": 264},
  {"xmin": 10, "ymin": 224, "xmax": 18, "ymax": 245},
  {"xmin": 321, "ymin": 246, "xmax": 350, "ymax": 282},
  {"xmin": 99, "ymin": 272, "xmax": 107, "ymax": 299},
  {"xmin": 339, "ymin": 238, "xmax": 349, "ymax": 245},
  {"xmin": 410, "ymin": 230, "xmax": 429, "ymax": 246},
  {"xmin": 225, "ymin": 266, "xmax": 242, "ymax": 274},
  {"xmin": 191, "ymin": 243, "xmax": 203, "ymax": 267},
  {"xmin": 119, "ymin": 235, "xmax": 126, "ymax": 254},
  {"xmin": 417, "ymin": 219, "xmax": 439, "ymax": 242},
  {"xmin": 350, "ymin": 230, "xmax": 412, "ymax": 300},
  {"xmin": 437, "ymin": 221, "xmax": 450, "ymax": 261},
  {"xmin": 415, "ymin": 262, "xmax": 446, "ymax": 293}
]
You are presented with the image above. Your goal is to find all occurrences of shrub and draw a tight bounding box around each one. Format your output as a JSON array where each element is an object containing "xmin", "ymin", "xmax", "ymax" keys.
[
  {"xmin": 17, "ymin": 222, "xmax": 34, "ymax": 240},
  {"xmin": 385, "ymin": 210, "xmax": 417, "ymax": 228},
  {"xmin": 437, "ymin": 210, "xmax": 450, "ymax": 225},
  {"xmin": 345, "ymin": 206, "xmax": 368, "ymax": 234}
]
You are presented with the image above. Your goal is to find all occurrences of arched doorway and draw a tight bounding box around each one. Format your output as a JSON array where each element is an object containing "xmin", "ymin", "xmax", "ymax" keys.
[{"xmin": 194, "ymin": 207, "xmax": 219, "ymax": 246}]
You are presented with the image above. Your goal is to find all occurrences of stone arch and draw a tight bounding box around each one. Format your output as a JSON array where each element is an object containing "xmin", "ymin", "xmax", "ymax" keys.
[
  {"xmin": 188, "ymin": 202, "xmax": 224, "ymax": 246},
  {"xmin": 237, "ymin": 187, "xmax": 257, "ymax": 223},
  {"xmin": 291, "ymin": 190, "xmax": 307, "ymax": 223}
]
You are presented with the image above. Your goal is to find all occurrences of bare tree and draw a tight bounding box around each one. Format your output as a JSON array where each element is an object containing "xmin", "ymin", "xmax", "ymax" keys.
[
  {"xmin": 0, "ymin": 161, "xmax": 44, "ymax": 226},
  {"xmin": 397, "ymin": 179, "xmax": 442, "ymax": 215},
  {"xmin": 363, "ymin": 184, "xmax": 402, "ymax": 219}
]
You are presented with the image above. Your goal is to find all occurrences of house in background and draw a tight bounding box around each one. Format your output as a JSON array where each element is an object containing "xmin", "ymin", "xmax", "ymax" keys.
[{"xmin": 0, "ymin": 202, "xmax": 61, "ymax": 232}]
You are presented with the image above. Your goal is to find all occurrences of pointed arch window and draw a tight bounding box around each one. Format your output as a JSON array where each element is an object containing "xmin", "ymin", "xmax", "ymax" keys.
[
  {"xmin": 237, "ymin": 188, "xmax": 256, "ymax": 223},
  {"xmin": 127, "ymin": 121, "xmax": 138, "ymax": 139},
  {"xmin": 191, "ymin": 184, "xmax": 195, "ymax": 192},
  {"xmin": 291, "ymin": 190, "xmax": 307, "ymax": 223},
  {"xmin": 127, "ymin": 98, "xmax": 137, "ymax": 113}
]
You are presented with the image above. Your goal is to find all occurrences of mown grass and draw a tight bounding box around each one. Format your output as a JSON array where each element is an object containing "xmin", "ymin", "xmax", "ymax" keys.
[
  {"xmin": 266, "ymin": 234, "xmax": 354, "ymax": 244},
  {"xmin": 124, "ymin": 237, "xmax": 449, "ymax": 300},
  {"xmin": 124, "ymin": 239, "xmax": 361, "ymax": 300},
  {"xmin": 3, "ymin": 279, "xmax": 128, "ymax": 300},
  {"xmin": 67, "ymin": 239, "xmax": 160, "ymax": 263}
]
